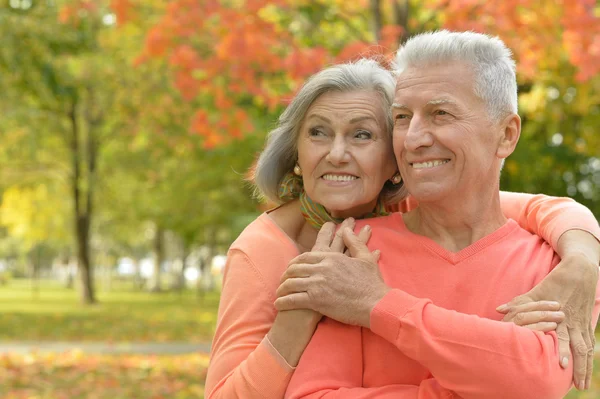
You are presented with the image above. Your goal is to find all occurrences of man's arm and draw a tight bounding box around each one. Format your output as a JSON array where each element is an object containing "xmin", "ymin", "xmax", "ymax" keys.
[
  {"xmin": 285, "ymin": 318, "xmax": 455, "ymax": 399},
  {"xmin": 370, "ymin": 288, "xmax": 600, "ymax": 399}
]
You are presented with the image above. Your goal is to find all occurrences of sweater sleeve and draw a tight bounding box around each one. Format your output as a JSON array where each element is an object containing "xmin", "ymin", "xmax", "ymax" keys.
[
  {"xmin": 285, "ymin": 318, "xmax": 455, "ymax": 399},
  {"xmin": 498, "ymin": 191, "xmax": 600, "ymax": 248},
  {"xmin": 370, "ymin": 285, "xmax": 600, "ymax": 399},
  {"xmin": 205, "ymin": 249, "xmax": 294, "ymax": 399}
]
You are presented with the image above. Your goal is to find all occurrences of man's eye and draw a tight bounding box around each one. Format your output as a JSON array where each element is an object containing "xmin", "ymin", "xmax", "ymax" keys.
[
  {"xmin": 435, "ymin": 110, "xmax": 449, "ymax": 116},
  {"xmin": 355, "ymin": 130, "xmax": 372, "ymax": 140}
]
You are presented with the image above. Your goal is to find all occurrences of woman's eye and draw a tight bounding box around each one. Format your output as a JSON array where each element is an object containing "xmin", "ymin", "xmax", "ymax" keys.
[
  {"xmin": 309, "ymin": 127, "xmax": 326, "ymax": 137},
  {"xmin": 355, "ymin": 130, "xmax": 372, "ymax": 140}
]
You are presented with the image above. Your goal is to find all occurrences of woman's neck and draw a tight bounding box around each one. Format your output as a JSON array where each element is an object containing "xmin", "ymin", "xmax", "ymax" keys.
[{"xmin": 268, "ymin": 200, "xmax": 319, "ymax": 253}]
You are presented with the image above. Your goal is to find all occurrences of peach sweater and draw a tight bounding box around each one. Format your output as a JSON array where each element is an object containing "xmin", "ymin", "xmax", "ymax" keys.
[
  {"xmin": 205, "ymin": 193, "xmax": 600, "ymax": 399},
  {"xmin": 285, "ymin": 215, "xmax": 600, "ymax": 398}
]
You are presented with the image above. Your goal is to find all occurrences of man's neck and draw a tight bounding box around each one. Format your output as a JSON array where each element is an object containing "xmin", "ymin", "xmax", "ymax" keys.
[{"xmin": 403, "ymin": 190, "xmax": 507, "ymax": 253}]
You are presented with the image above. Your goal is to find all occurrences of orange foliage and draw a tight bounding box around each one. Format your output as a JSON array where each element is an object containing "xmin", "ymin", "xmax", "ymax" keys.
[
  {"xmin": 110, "ymin": 0, "xmax": 133, "ymax": 24},
  {"xmin": 436, "ymin": 0, "xmax": 600, "ymax": 82},
  {"xmin": 139, "ymin": 0, "xmax": 599, "ymax": 148}
]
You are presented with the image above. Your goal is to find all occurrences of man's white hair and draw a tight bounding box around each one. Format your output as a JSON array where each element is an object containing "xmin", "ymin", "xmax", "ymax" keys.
[{"xmin": 394, "ymin": 30, "xmax": 518, "ymax": 123}]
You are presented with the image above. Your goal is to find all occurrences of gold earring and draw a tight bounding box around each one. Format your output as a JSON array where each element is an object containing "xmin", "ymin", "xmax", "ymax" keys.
[
  {"xmin": 391, "ymin": 173, "xmax": 402, "ymax": 185},
  {"xmin": 293, "ymin": 164, "xmax": 302, "ymax": 176}
]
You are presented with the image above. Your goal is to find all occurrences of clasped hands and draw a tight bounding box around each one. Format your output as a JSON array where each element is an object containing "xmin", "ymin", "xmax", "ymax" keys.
[{"xmin": 275, "ymin": 219, "xmax": 599, "ymax": 391}]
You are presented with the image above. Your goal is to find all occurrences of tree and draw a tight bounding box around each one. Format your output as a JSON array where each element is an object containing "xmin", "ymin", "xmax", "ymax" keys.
[{"xmin": 138, "ymin": 0, "xmax": 599, "ymax": 215}]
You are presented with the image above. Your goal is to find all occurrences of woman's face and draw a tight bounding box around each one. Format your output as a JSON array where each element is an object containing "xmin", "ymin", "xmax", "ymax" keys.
[{"xmin": 296, "ymin": 90, "xmax": 397, "ymax": 219}]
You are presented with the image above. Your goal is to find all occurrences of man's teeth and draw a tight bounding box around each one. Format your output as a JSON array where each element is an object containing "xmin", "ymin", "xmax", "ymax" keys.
[
  {"xmin": 412, "ymin": 159, "xmax": 449, "ymax": 169},
  {"xmin": 322, "ymin": 174, "xmax": 358, "ymax": 182}
]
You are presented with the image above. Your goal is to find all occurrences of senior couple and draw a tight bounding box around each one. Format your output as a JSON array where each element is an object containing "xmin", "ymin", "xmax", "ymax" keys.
[{"xmin": 206, "ymin": 31, "xmax": 600, "ymax": 398}]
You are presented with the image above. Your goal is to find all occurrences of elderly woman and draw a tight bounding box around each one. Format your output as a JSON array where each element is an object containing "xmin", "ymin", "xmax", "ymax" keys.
[{"xmin": 204, "ymin": 59, "xmax": 600, "ymax": 399}]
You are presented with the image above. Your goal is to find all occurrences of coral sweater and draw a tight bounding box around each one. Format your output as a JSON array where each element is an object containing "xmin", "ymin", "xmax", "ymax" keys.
[
  {"xmin": 285, "ymin": 214, "xmax": 600, "ymax": 399},
  {"xmin": 205, "ymin": 193, "xmax": 600, "ymax": 399}
]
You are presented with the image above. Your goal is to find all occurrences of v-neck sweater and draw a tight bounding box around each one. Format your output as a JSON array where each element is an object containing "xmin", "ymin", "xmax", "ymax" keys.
[
  {"xmin": 286, "ymin": 213, "xmax": 600, "ymax": 399},
  {"xmin": 205, "ymin": 192, "xmax": 600, "ymax": 399}
]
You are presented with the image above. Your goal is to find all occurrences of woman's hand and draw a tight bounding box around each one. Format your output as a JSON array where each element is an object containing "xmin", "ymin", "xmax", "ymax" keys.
[
  {"xmin": 270, "ymin": 219, "xmax": 374, "ymax": 366},
  {"xmin": 496, "ymin": 231, "xmax": 599, "ymax": 391}
]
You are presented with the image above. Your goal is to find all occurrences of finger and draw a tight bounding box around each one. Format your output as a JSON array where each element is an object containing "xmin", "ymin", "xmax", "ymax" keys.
[
  {"xmin": 342, "ymin": 227, "xmax": 374, "ymax": 260},
  {"xmin": 501, "ymin": 300, "xmax": 561, "ymax": 315},
  {"xmin": 556, "ymin": 323, "xmax": 570, "ymax": 370},
  {"xmin": 287, "ymin": 252, "xmax": 328, "ymax": 268},
  {"xmin": 276, "ymin": 277, "xmax": 312, "ymax": 298},
  {"xmin": 582, "ymin": 325, "xmax": 594, "ymax": 390},
  {"xmin": 521, "ymin": 321, "xmax": 558, "ymax": 332},
  {"xmin": 280, "ymin": 263, "xmax": 315, "ymax": 284},
  {"xmin": 586, "ymin": 325, "xmax": 595, "ymax": 389},
  {"xmin": 356, "ymin": 225, "xmax": 372, "ymax": 245},
  {"xmin": 496, "ymin": 295, "xmax": 549, "ymax": 313},
  {"xmin": 503, "ymin": 310, "xmax": 564, "ymax": 326},
  {"xmin": 569, "ymin": 327, "xmax": 587, "ymax": 391},
  {"xmin": 312, "ymin": 222, "xmax": 337, "ymax": 251},
  {"xmin": 330, "ymin": 218, "xmax": 356, "ymax": 253},
  {"xmin": 372, "ymin": 249, "xmax": 381, "ymax": 262},
  {"xmin": 274, "ymin": 292, "xmax": 312, "ymax": 311}
]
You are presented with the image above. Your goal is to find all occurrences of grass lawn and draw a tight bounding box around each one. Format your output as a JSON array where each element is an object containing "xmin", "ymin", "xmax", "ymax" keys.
[
  {"xmin": 1, "ymin": 278, "xmax": 599, "ymax": 398},
  {"xmin": 0, "ymin": 279, "xmax": 220, "ymax": 342},
  {"xmin": 0, "ymin": 351, "xmax": 210, "ymax": 399},
  {"xmin": 0, "ymin": 351, "xmax": 599, "ymax": 399}
]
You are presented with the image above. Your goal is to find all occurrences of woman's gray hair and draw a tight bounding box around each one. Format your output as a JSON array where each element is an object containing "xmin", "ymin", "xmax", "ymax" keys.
[
  {"xmin": 394, "ymin": 30, "xmax": 518, "ymax": 123},
  {"xmin": 253, "ymin": 58, "xmax": 407, "ymax": 205}
]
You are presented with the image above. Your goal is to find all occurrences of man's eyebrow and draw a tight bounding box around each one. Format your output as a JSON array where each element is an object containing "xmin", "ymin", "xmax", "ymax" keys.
[
  {"xmin": 392, "ymin": 103, "xmax": 409, "ymax": 110},
  {"xmin": 427, "ymin": 98, "xmax": 457, "ymax": 106}
]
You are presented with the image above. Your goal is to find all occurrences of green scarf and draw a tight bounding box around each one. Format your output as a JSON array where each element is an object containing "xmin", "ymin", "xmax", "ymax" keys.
[{"xmin": 278, "ymin": 172, "xmax": 388, "ymax": 230}]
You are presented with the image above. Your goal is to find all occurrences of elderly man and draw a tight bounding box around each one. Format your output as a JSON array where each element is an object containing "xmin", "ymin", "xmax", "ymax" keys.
[{"xmin": 275, "ymin": 31, "xmax": 600, "ymax": 398}]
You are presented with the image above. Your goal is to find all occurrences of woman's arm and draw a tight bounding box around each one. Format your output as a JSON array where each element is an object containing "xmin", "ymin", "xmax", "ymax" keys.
[
  {"xmin": 497, "ymin": 192, "xmax": 600, "ymax": 389},
  {"xmin": 205, "ymin": 249, "xmax": 320, "ymax": 399},
  {"xmin": 498, "ymin": 191, "xmax": 600, "ymax": 248}
]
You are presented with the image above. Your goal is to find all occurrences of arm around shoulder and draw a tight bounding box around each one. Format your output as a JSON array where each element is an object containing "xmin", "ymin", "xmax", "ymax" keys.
[{"xmin": 498, "ymin": 191, "xmax": 600, "ymax": 249}]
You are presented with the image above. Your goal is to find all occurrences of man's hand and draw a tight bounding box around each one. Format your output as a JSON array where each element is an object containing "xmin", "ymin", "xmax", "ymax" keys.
[
  {"xmin": 275, "ymin": 226, "xmax": 389, "ymax": 328},
  {"xmin": 497, "ymin": 253, "xmax": 599, "ymax": 391},
  {"xmin": 500, "ymin": 300, "xmax": 565, "ymax": 332}
]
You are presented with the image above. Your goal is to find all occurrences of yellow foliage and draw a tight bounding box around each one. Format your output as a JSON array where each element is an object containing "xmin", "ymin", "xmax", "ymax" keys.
[
  {"xmin": 0, "ymin": 184, "xmax": 70, "ymax": 249},
  {"xmin": 519, "ymin": 84, "xmax": 548, "ymax": 116}
]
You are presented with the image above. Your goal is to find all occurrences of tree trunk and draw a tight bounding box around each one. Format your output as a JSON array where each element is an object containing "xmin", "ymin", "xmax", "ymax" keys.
[
  {"xmin": 392, "ymin": 0, "xmax": 410, "ymax": 45},
  {"xmin": 370, "ymin": 0, "xmax": 382, "ymax": 42},
  {"xmin": 69, "ymin": 98, "xmax": 96, "ymax": 304},
  {"xmin": 172, "ymin": 244, "xmax": 189, "ymax": 292},
  {"xmin": 149, "ymin": 225, "xmax": 164, "ymax": 292}
]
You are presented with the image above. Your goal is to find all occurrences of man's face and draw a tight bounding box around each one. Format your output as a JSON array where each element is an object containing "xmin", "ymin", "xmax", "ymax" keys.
[{"xmin": 392, "ymin": 61, "xmax": 504, "ymax": 203}]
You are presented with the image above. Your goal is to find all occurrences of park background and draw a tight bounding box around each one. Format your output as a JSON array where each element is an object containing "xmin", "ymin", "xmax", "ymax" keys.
[{"xmin": 0, "ymin": 0, "xmax": 598, "ymax": 398}]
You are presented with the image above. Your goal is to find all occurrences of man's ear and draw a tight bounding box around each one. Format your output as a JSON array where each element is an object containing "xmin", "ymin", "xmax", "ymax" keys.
[{"xmin": 496, "ymin": 113, "xmax": 521, "ymax": 159}]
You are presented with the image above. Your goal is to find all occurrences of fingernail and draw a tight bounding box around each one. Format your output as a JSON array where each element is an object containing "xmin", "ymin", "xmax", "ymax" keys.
[
  {"xmin": 364, "ymin": 225, "xmax": 371, "ymax": 231},
  {"xmin": 496, "ymin": 304, "xmax": 508, "ymax": 312},
  {"xmin": 579, "ymin": 381, "xmax": 585, "ymax": 390},
  {"xmin": 560, "ymin": 357, "xmax": 568, "ymax": 368}
]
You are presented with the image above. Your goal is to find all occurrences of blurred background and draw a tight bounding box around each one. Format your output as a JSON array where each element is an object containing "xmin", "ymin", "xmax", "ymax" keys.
[{"xmin": 0, "ymin": 0, "xmax": 598, "ymax": 398}]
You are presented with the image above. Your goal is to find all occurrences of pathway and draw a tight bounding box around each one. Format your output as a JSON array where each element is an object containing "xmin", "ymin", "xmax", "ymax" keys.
[{"xmin": 0, "ymin": 341, "xmax": 211, "ymax": 355}]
